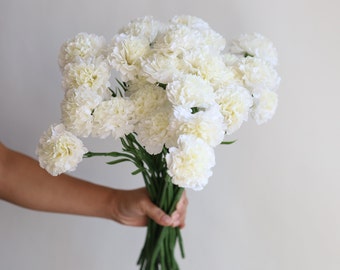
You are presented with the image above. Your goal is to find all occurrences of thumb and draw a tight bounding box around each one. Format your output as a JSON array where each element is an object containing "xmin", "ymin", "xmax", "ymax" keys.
[{"xmin": 144, "ymin": 202, "xmax": 173, "ymax": 226}]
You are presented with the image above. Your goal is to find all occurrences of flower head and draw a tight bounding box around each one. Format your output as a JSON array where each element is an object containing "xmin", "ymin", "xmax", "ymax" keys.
[
  {"xmin": 92, "ymin": 97, "xmax": 136, "ymax": 139},
  {"xmin": 251, "ymin": 88, "xmax": 278, "ymax": 124},
  {"xmin": 215, "ymin": 84, "xmax": 253, "ymax": 134},
  {"xmin": 62, "ymin": 58, "xmax": 111, "ymax": 95},
  {"xmin": 129, "ymin": 81, "xmax": 168, "ymax": 122},
  {"xmin": 107, "ymin": 34, "xmax": 150, "ymax": 81},
  {"xmin": 166, "ymin": 74, "xmax": 215, "ymax": 109},
  {"xmin": 169, "ymin": 105, "xmax": 226, "ymax": 147},
  {"xmin": 59, "ymin": 33, "xmax": 107, "ymax": 70},
  {"xmin": 230, "ymin": 33, "xmax": 278, "ymax": 66},
  {"xmin": 166, "ymin": 134, "xmax": 215, "ymax": 191},
  {"xmin": 36, "ymin": 124, "xmax": 87, "ymax": 176},
  {"xmin": 119, "ymin": 16, "xmax": 164, "ymax": 43},
  {"xmin": 61, "ymin": 86, "xmax": 103, "ymax": 137},
  {"xmin": 237, "ymin": 57, "xmax": 281, "ymax": 92},
  {"xmin": 135, "ymin": 108, "xmax": 173, "ymax": 154}
]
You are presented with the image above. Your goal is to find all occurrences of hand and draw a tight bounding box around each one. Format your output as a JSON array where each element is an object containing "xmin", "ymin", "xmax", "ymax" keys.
[{"xmin": 110, "ymin": 187, "xmax": 188, "ymax": 228}]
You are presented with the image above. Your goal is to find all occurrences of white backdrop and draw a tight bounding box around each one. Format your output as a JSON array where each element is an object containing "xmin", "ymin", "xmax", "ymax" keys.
[{"xmin": 1, "ymin": 0, "xmax": 339, "ymax": 269}]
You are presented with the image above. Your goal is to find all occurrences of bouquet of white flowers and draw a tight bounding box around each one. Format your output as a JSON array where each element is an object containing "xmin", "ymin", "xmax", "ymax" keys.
[{"xmin": 37, "ymin": 15, "xmax": 280, "ymax": 270}]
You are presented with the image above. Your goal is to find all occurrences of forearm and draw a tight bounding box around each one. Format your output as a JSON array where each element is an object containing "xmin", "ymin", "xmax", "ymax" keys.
[{"xmin": 0, "ymin": 143, "xmax": 113, "ymax": 219}]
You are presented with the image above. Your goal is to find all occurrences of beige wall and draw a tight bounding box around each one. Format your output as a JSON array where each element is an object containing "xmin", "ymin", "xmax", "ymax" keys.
[{"xmin": 1, "ymin": 0, "xmax": 339, "ymax": 269}]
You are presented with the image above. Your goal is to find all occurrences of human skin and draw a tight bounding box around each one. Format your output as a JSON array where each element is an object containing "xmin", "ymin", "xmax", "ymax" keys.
[{"xmin": 0, "ymin": 142, "xmax": 187, "ymax": 227}]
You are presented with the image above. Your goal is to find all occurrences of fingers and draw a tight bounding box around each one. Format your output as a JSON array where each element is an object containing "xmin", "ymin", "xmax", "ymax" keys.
[
  {"xmin": 142, "ymin": 201, "xmax": 173, "ymax": 227},
  {"xmin": 143, "ymin": 191, "xmax": 188, "ymax": 228},
  {"xmin": 170, "ymin": 190, "xmax": 188, "ymax": 228}
]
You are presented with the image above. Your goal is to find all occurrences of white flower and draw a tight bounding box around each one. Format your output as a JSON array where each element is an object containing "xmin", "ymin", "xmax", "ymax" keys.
[
  {"xmin": 166, "ymin": 74, "xmax": 215, "ymax": 108},
  {"xmin": 36, "ymin": 124, "xmax": 87, "ymax": 176},
  {"xmin": 92, "ymin": 97, "xmax": 135, "ymax": 139},
  {"xmin": 58, "ymin": 33, "xmax": 107, "ymax": 70},
  {"xmin": 107, "ymin": 33, "xmax": 150, "ymax": 81},
  {"xmin": 170, "ymin": 15, "xmax": 211, "ymax": 30},
  {"xmin": 141, "ymin": 51, "xmax": 180, "ymax": 84},
  {"xmin": 119, "ymin": 16, "xmax": 164, "ymax": 43},
  {"xmin": 230, "ymin": 33, "xmax": 278, "ymax": 66},
  {"xmin": 251, "ymin": 88, "xmax": 278, "ymax": 124},
  {"xmin": 61, "ymin": 86, "xmax": 102, "ymax": 137},
  {"xmin": 152, "ymin": 24, "xmax": 199, "ymax": 55},
  {"xmin": 215, "ymin": 84, "xmax": 253, "ymax": 134},
  {"xmin": 166, "ymin": 134, "xmax": 215, "ymax": 191},
  {"xmin": 222, "ymin": 53, "xmax": 241, "ymax": 67},
  {"xmin": 135, "ymin": 108, "xmax": 172, "ymax": 154},
  {"xmin": 129, "ymin": 82, "xmax": 168, "ymax": 121},
  {"xmin": 62, "ymin": 58, "xmax": 111, "ymax": 94},
  {"xmin": 237, "ymin": 57, "xmax": 281, "ymax": 92},
  {"xmin": 169, "ymin": 105, "xmax": 225, "ymax": 147},
  {"xmin": 169, "ymin": 15, "xmax": 226, "ymax": 52},
  {"xmin": 180, "ymin": 50, "xmax": 235, "ymax": 89}
]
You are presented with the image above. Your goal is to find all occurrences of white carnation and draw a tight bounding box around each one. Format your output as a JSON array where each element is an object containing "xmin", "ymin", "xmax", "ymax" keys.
[
  {"xmin": 135, "ymin": 108, "xmax": 172, "ymax": 154},
  {"xmin": 141, "ymin": 52, "xmax": 180, "ymax": 84},
  {"xmin": 166, "ymin": 134, "xmax": 215, "ymax": 191},
  {"xmin": 119, "ymin": 16, "xmax": 164, "ymax": 43},
  {"xmin": 170, "ymin": 15, "xmax": 226, "ymax": 52},
  {"xmin": 62, "ymin": 58, "xmax": 111, "ymax": 94},
  {"xmin": 92, "ymin": 97, "xmax": 135, "ymax": 139},
  {"xmin": 36, "ymin": 124, "xmax": 87, "ymax": 176},
  {"xmin": 169, "ymin": 105, "xmax": 225, "ymax": 147},
  {"xmin": 237, "ymin": 57, "xmax": 281, "ymax": 92},
  {"xmin": 166, "ymin": 74, "xmax": 215, "ymax": 108},
  {"xmin": 129, "ymin": 82, "xmax": 168, "ymax": 121},
  {"xmin": 230, "ymin": 32, "xmax": 278, "ymax": 66},
  {"xmin": 61, "ymin": 86, "xmax": 102, "ymax": 137},
  {"xmin": 251, "ymin": 88, "xmax": 278, "ymax": 124},
  {"xmin": 58, "ymin": 32, "xmax": 107, "ymax": 70},
  {"xmin": 170, "ymin": 15, "xmax": 211, "ymax": 30},
  {"xmin": 215, "ymin": 85, "xmax": 253, "ymax": 134},
  {"xmin": 152, "ymin": 24, "xmax": 202, "ymax": 56},
  {"xmin": 107, "ymin": 34, "xmax": 150, "ymax": 81},
  {"xmin": 222, "ymin": 53, "xmax": 241, "ymax": 67},
  {"xmin": 181, "ymin": 50, "xmax": 235, "ymax": 89}
]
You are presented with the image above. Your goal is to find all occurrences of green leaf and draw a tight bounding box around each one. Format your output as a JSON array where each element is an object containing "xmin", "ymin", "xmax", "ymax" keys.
[
  {"xmin": 221, "ymin": 140, "xmax": 237, "ymax": 145},
  {"xmin": 106, "ymin": 158, "xmax": 131, "ymax": 165},
  {"xmin": 131, "ymin": 167, "xmax": 145, "ymax": 175}
]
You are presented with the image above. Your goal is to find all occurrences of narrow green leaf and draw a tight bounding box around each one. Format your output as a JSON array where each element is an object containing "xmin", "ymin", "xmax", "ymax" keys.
[
  {"xmin": 131, "ymin": 167, "xmax": 145, "ymax": 175},
  {"xmin": 221, "ymin": 140, "xmax": 237, "ymax": 145},
  {"xmin": 106, "ymin": 158, "xmax": 131, "ymax": 165}
]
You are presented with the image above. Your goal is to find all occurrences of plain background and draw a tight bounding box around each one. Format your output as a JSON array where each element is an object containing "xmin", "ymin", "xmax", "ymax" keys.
[{"xmin": 1, "ymin": 0, "xmax": 339, "ymax": 269}]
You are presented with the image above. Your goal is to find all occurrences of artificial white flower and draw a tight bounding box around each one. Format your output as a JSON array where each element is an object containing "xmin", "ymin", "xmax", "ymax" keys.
[
  {"xmin": 170, "ymin": 15, "xmax": 211, "ymax": 30},
  {"xmin": 166, "ymin": 74, "xmax": 215, "ymax": 108},
  {"xmin": 215, "ymin": 84, "xmax": 253, "ymax": 134},
  {"xmin": 141, "ymin": 51, "xmax": 180, "ymax": 84},
  {"xmin": 169, "ymin": 15, "xmax": 226, "ymax": 52},
  {"xmin": 222, "ymin": 53, "xmax": 241, "ymax": 67},
  {"xmin": 166, "ymin": 134, "xmax": 215, "ymax": 191},
  {"xmin": 107, "ymin": 33, "xmax": 150, "ymax": 81},
  {"xmin": 152, "ymin": 24, "xmax": 202, "ymax": 56},
  {"xmin": 92, "ymin": 97, "xmax": 135, "ymax": 139},
  {"xmin": 169, "ymin": 105, "xmax": 225, "ymax": 147},
  {"xmin": 230, "ymin": 32, "xmax": 278, "ymax": 66},
  {"xmin": 251, "ymin": 88, "xmax": 278, "ymax": 124},
  {"xmin": 61, "ymin": 86, "xmax": 102, "ymax": 137},
  {"xmin": 237, "ymin": 57, "xmax": 281, "ymax": 92},
  {"xmin": 36, "ymin": 124, "xmax": 87, "ymax": 176},
  {"xmin": 62, "ymin": 58, "xmax": 111, "ymax": 94},
  {"xmin": 180, "ymin": 50, "xmax": 235, "ymax": 89},
  {"xmin": 129, "ymin": 82, "xmax": 168, "ymax": 121},
  {"xmin": 134, "ymin": 108, "xmax": 172, "ymax": 154},
  {"xmin": 119, "ymin": 16, "xmax": 164, "ymax": 43},
  {"xmin": 58, "ymin": 32, "xmax": 107, "ymax": 70}
]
